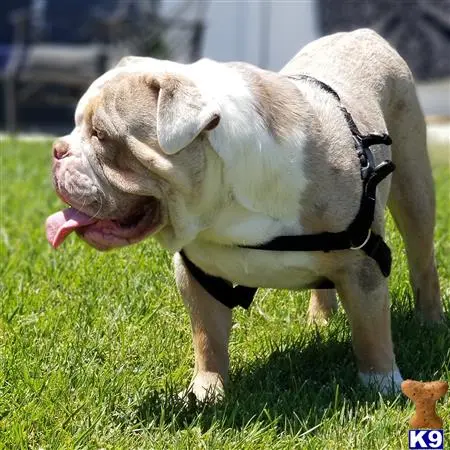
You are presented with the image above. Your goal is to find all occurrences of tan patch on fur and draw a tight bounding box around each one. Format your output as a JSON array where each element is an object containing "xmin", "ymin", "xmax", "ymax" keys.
[
  {"xmin": 227, "ymin": 62, "xmax": 310, "ymax": 142},
  {"xmin": 96, "ymin": 73, "xmax": 158, "ymax": 142},
  {"xmin": 84, "ymin": 95, "xmax": 101, "ymax": 136}
]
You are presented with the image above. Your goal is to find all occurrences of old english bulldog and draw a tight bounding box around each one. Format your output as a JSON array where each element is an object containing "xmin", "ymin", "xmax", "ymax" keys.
[{"xmin": 46, "ymin": 29, "xmax": 443, "ymax": 401}]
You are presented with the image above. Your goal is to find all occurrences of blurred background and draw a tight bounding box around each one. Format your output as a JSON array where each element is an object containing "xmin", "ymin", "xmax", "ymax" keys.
[{"xmin": 0, "ymin": 0, "xmax": 449, "ymax": 136}]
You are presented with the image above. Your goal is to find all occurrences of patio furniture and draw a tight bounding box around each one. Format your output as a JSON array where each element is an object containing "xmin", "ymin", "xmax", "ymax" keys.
[{"xmin": 1, "ymin": 0, "xmax": 209, "ymax": 133}]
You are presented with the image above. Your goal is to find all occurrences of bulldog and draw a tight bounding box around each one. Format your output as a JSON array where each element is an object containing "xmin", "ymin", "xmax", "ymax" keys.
[{"xmin": 46, "ymin": 29, "xmax": 443, "ymax": 402}]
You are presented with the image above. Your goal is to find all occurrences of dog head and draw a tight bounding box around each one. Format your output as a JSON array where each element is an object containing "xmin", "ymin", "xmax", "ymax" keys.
[{"xmin": 47, "ymin": 61, "xmax": 222, "ymax": 251}]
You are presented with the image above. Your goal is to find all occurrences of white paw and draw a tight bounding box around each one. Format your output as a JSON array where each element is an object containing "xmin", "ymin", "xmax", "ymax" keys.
[
  {"xmin": 179, "ymin": 371, "xmax": 225, "ymax": 404},
  {"xmin": 359, "ymin": 368, "xmax": 403, "ymax": 395}
]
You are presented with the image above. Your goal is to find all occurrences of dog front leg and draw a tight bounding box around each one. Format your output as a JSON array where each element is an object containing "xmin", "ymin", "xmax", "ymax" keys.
[
  {"xmin": 335, "ymin": 257, "xmax": 403, "ymax": 394},
  {"xmin": 174, "ymin": 252, "xmax": 232, "ymax": 402}
]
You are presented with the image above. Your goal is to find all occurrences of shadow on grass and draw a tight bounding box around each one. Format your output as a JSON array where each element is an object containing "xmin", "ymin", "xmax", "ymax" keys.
[{"xmin": 132, "ymin": 305, "xmax": 449, "ymax": 434}]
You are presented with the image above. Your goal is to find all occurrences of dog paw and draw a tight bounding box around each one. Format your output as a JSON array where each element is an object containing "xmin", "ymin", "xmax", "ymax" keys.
[
  {"xmin": 179, "ymin": 371, "xmax": 225, "ymax": 404},
  {"xmin": 359, "ymin": 368, "xmax": 403, "ymax": 395},
  {"xmin": 307, "ymin": 308, "xmax": 333, "ymax": 326},
  {"xmin": 307, "ymin": 290, "xmax": 338, "ymax": 325}
]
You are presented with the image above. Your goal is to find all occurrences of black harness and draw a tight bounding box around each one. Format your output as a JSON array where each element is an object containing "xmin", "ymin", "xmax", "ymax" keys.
[{"xmin": 180, "ymin": 75, "xmax": 395, "ymax": 310}]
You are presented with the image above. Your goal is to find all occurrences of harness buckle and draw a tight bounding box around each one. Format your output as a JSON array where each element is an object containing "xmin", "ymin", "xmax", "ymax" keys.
[
  {"xmin": 350, "ymin": 229, "xmax": 371, "ymax": 250},
  {"xmin": 365, "ymin": 160, "xmax": 396, "ymax": 199}
]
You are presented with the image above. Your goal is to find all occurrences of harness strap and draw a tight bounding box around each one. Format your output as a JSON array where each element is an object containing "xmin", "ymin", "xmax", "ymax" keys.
[
  {"xmin": 180, "ymin": 250, "xmax": 257, "ymax": 309},
  {"xmin": 180, "ymin": 74, "xmax": 395, "ymax": 310}
]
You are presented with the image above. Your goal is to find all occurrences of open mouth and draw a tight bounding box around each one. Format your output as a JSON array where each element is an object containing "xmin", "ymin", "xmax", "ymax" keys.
[{"xmin": 46, "ymin": 197, "xmax": 162, "ymax": 250}]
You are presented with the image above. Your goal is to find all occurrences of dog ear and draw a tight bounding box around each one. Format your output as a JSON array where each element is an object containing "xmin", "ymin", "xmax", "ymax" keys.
[{"xmin": 148, "ymin": 74, "xmax": 220, "ymax": 154}]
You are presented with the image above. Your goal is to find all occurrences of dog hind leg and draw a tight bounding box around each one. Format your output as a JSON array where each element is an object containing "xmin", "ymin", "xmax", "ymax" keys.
[
  {"xmin": 308, "ymin": 289, "xmax": 338, "ymax": 324},
  {"xmin": 335, "ymin": 258, "xmax": 402, "ymax": 393},
  {"xmin": 387, "ymin": 85, "xmax": 443, "ymax": 322}
]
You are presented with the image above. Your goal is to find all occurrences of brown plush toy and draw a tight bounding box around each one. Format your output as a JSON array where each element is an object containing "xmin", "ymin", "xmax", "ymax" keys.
[{"xmin": 402, "ymin": 379, "xmax": 448, "ymax": 429}]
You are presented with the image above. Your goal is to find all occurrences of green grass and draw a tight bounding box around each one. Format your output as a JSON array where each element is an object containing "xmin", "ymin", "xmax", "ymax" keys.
[{"xmin": 0, "ymin": 138, "xmax": 449, "ymax": 449}]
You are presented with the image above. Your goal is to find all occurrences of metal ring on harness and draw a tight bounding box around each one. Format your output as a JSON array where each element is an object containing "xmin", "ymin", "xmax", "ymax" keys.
[{"xmin": 350, "ymin": 229, "xmax": 371, "ymax": 250}]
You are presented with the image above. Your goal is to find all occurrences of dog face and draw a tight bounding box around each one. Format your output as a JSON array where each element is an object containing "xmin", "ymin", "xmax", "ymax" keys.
[{"xmin": 50, "ymin": 68, "xmax": 221, "ymax": 251}]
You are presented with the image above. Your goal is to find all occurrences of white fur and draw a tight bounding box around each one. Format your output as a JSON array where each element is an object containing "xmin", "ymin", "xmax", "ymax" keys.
[
  {"xmin": 183, "ymin": 240, "xmax": 317, "ymax": 289},
  {"xmin": 359, "ymin": 368, "xmax": 403, "ymax": 394},
  {"xmin": 190, "ymin": 60, "xmax": 309, "ymax": 222}
]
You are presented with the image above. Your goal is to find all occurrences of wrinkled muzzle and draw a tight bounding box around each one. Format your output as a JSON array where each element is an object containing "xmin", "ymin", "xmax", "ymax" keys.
[{"xmin": 47, "ymin": 138, "xmax": 163, "ymax": 251}]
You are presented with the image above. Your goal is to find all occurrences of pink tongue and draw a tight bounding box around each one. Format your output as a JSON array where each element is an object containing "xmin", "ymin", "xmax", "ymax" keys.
[{"xmin": 46, "ymin": 208, "xmax": 97, "ymax": 249}]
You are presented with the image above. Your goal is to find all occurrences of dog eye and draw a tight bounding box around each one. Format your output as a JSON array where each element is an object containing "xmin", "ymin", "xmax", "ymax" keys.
[{"xmin": 92, "ymin": 128, "xmax": 106, "ymax": 141}]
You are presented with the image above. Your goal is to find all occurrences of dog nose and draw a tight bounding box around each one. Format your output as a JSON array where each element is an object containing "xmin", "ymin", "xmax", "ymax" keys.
[{"xmin": 53, "ymin": 141, "xmax": 70, "ymax": 160}]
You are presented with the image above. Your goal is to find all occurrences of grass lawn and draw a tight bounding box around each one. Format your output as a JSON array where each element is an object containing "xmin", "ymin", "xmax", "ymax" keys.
[{"xmin": 0, "ymin": 138, "xmax": 449, "ymax": 449}]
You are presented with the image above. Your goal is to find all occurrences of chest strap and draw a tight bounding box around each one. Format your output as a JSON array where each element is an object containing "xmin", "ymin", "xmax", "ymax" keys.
[
  {"xmin": 180, "ymin": 74, "xmax": 395, "ymax": 310},
  {"xmin": 180, "ymin": 250, "xmax": 257, "ymax": 309}
]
